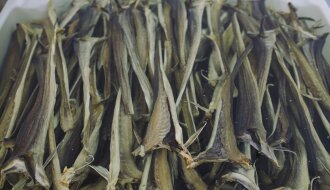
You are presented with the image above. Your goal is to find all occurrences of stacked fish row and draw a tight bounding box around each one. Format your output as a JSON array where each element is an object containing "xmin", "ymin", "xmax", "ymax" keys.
[{"xmin": 0, "ymin": 0, "xmax": 329, "ymax": 189}]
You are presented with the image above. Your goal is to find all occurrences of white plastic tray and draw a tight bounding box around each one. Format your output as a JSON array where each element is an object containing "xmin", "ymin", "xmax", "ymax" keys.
[{"xmin": 0, "ymin": 0, "xmax": 329, "ymax": 67}]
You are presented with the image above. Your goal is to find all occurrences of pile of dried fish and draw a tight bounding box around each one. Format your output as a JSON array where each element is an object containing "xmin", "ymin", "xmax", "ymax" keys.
[{"xmin": 0, "ymin": 0, "xmax": 330, "ymax": 189}]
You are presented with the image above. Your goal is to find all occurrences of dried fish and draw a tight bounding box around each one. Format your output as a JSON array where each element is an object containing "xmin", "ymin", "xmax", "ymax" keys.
[
  {"xmin": 111, "ymin": 17, "xmax": 134, "ymax": 114},
  {"xmin": 144, "ymin": 6, "xmax": 158, "ymax": 77},
  {"xmin": 175, "ymin": 0, "xmax": 207, "ymax": 106},
  {"xmin": 167, "ymin": 0, "xmax": 187, "ymax": 68},
  {"xmin": 107, "ymin": 89, "xmax": 121, "ymax": 190},
  {"xmin": 132, "ymin": 8, "xmax": 148, "ymax": 71},
  {"xmin": 60, "ymin": 0, "xmax": 90, "ymax": 28},
  {"xmin": 232, "ymin": 13, "xmax": 278, "ymax": 166},
  {"xmin": 275, "ymin": 48, "xmax": 330, "ymax": 189},
  {"xmin": 138, "ymin": 67, "xmax": 171, "ymax": 155},
  {"xmin": 192, "ymin": 76, "xmax": 249, "ymax": 168},
  {"xmin": 72, "ymin": 61, "xmax": 105, "ymax": 185},
  {"xmin": 118, "ymin": 109, "xmax": 142, "ymax": 182},
  {"xmin": 275, "ymin": 123, "xmax": 309, "ymax": 190},
  {"xmin": 118, "ymin": 10, "xmax": 154, "ymax": 111},
  {"xmin": 0, "ymin": 31, "xmax": 22, "ymax": 113},
  {"xmin": 2, "ymin": 16, "xmax": 57, "ymax": 188},
  {"xmin": 180, "ymin": 156, "xmax": 207, "ymax": 190},
  {"xmin": 0, "ymin": 24, "xmax": 41, "ymax": 144},
  {"xmin": 74, "ymin": 36, "xmax": 104, "ymax": 136},
  {"xmin": 154, "ymin": 149, "xmax": 173, "ymax": 190},
  {"xmin": 250, "ymin": 24, "xmax": 277, "ymax": 103},
  {"xmin": 56, "ymin": 34, "xmax": 74, "ymax": 132},
  {"xmin": 47, "ymin": 115, "xmax": 63, "ymax": 190}
]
